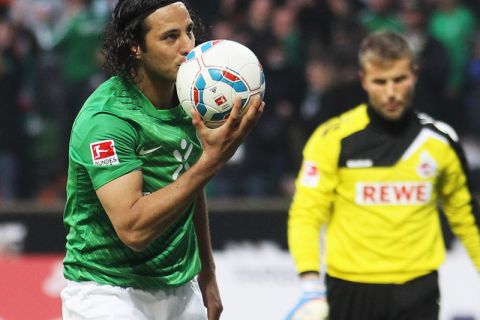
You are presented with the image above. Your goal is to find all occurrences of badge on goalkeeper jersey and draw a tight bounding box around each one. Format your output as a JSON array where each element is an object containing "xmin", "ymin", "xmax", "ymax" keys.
[{"xmin": 300, "ymin": 161, "xmax": 320, "ymax": 187}]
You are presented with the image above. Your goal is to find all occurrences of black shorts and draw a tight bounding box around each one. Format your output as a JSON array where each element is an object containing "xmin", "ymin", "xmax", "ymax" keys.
[{"xmin": 326, "ymin": 271, "xmax": 440, "ymax": 320}]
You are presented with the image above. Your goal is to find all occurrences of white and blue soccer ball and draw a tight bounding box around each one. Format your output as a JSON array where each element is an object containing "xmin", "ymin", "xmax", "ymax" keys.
[{"xmin": 176, "ymin": 39, "xmax": 266, "ymax": 128}]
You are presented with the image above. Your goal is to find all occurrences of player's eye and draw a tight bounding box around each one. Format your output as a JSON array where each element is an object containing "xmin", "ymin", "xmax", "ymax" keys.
[
  {"xmin": 373, "ymin": 79, "xmax": 386, "ymax": 85},
  {"xmin": 186, "ymin": 24, "xmax": 194, "ymax": 38},
  {"xmin": 394, "ymin": 75, "xmax": 407, "ymax": 83},
  {"xmin": 163, "ymin": 32, "xmax": 179, "ymax": 41}
]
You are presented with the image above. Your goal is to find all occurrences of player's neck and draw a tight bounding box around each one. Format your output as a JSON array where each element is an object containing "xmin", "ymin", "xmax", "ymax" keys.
[{"xmin": 136, "ymin": 76, "xmax": 176, "ymax": 109}]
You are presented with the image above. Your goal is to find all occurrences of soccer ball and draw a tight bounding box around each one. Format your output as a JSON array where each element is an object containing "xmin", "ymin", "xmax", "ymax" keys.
[{"xmin": 176, "ymin": 39, "xmax": 266, "ymax": 128}]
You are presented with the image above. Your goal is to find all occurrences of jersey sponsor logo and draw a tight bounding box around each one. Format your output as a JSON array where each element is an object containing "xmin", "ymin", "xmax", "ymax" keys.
[
  {"xmin": 346, "ymin": 159, "xmax": 373, "ymax": 168},
  {"xmin": 300, "ymin": 161, "xmax": 320, "ymax": 187},
  {"xmin": 356, "ymin": 182, "xmax": 432, "ymax": 205},
  {"xmin": 139, "ymin": 145, "xmax": 163, "ymax": 156},
  {"xmin": 90, "ymin": 140, "xmax": 119, "ymax": 166},
  {"xmin": 417, "ymin": 151, "xmax": 437, "ymax": 179}
]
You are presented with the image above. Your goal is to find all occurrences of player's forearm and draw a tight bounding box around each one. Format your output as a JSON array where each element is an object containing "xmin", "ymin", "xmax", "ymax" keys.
[
  {"xmin": 194, "ymin": 191, "xmax": 216, "ymax": 273},
  {"xmin": 123, "ymin": 156, "xmax": 221, "ymax": 251},
  {"xmin": 288, "ymin": 212, "xmax": 323, "ymax": 274}
]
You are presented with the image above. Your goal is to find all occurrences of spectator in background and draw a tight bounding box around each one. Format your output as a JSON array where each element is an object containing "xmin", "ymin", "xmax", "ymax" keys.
[
  {"xmin": 428, "ymin": 0, "xmax": 477, "ymax": 133},
  {"xmin": 241, "ymin": 0, "xmax": 274, "ymax": 65},
  {"xmin": 358, "ymin": 0, "xmax": 404, "ymax": 33},
  {"xmin": 271, "ymin": 5, "xmax": 305, "ymax": 70},
  {"xmin": 465, "ymin": 32, "xmax": 480, "ymax": 140},
  {"xmin": 0, "ymin": 12, "xmax": 25, "ymax": 202},
  {"xmin": 298, "ymin": 55, "xmax": 337, "ymax": 137},
  {"xmin": 8, "ymin": 2, "xmax": 43, "ymax": 200},
  {"xmin": 314, "ymin": 10, "xmax": 367, "ymax": 127},
  {"xmin": 49, "ymin": 0, "xmax": 107, "ymax": 129},
  {"xmin": 294, "ymin": 0, "xmax": 334, "ymax": 51},
  {"xmin": 286, "ymin": 31, "xmax": 480, "ymax": 320},
  {"xmin": 463, "ymin": 30, "xmax": 480, "ymax": 198},
  {"xmin": 38, "ymin": 0, "xmax": 108, "ymax": 200},
  {"xmin": 399, "ymin": 0, "xmax": 451, "ymax": 124}
]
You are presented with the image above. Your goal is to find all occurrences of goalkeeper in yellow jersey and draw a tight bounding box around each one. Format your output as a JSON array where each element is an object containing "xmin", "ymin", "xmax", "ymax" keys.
[{"xmin": 286, "ymin": 31, "xmax": 480, "ymax": 320}]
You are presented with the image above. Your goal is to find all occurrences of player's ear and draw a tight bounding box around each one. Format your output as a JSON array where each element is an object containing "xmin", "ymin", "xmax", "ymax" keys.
[
  {"xmin": 132, "ymin": 43, "xmax": 141, "ymax": 59},
  {"xmin": 411, "ymin": 62, "xmax": 419, "ymax": 77},
  {"xmin": 358, "ymin": 69, "xmax": 367, "ymax": 89}
]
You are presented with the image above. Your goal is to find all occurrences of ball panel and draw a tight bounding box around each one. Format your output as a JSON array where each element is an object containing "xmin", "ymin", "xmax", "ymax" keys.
[
  {"xmin": 238, "ymin": 63, "xmax": 264, "ymax": 90},
  {"xmin": 201, "ymin": 42, "xmax": 231, "ymax": 69},
  {"xmin": 194, "ymin": 73, "xmax": 207, "ymax": 90}
]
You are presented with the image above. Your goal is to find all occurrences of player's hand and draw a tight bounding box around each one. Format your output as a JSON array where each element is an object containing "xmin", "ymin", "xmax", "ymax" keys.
[
  {"xmin": 197, "ymin": 269, "xmax": 223, "ymax": 320},
  {"xmin": 285, "ymin": 279, "xmax": 329, "ymax": 320},
  {"xmin": 192, "ymin": 94, "xmax": 264, "ymax": 168}
]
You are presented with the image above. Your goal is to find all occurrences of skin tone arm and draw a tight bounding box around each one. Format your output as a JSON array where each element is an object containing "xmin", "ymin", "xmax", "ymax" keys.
[
  {"xmin": 96, "ymin": 95, "xmax": 264, "ymax": 252},
  {"xmin": 194, "ymin": 190, "xmax": 223, "ymax": 319}
]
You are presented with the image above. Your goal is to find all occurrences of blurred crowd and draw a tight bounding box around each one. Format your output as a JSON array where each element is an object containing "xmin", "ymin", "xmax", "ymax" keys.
[{"xmin": 0, "ymin": 0, "xmax": 480, "ymax": 203}]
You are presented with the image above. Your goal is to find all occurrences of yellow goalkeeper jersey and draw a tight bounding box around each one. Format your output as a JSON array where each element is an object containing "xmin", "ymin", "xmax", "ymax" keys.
[{"xmin": 288, "ymin": 104, "xmax": 480, "ymax": 284}]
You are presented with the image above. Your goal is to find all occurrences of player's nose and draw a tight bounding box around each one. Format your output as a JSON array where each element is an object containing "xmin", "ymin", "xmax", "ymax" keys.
[
  {"xmin": 179, "ymin": 33, "xmax": 194, "ymax": 56},
  {"xmin": 386, "ymin": 81, "xmax": 395, "ymax": 97}
]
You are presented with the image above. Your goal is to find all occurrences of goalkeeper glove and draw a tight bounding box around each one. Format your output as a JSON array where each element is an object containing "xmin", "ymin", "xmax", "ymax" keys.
[{"xmin": 285, "ymin": 278, "xmax": 329, "ymax": 320}]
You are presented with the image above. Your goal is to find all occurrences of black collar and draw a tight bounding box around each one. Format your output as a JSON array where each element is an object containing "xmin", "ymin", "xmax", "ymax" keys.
[{"xmin": 367, "ymin": 104, "xmax": 416, "ymax": 135}]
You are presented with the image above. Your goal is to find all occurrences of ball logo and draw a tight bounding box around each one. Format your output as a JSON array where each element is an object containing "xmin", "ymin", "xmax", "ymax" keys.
[
  {"xmin": 90, "ymin": 140, "xmax": 119, "ymax": 166},
  {"xmin": 214, "ymin": 95, "xmax": 227, "ymax": 106}
]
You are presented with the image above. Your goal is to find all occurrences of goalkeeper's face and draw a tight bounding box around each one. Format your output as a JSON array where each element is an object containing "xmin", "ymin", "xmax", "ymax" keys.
[{"xmin": 360, "ymin": 57, "xmax": 417, "ymax": 121}]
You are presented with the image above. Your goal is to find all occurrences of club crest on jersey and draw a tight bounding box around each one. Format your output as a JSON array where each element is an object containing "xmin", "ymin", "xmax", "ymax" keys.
[
  {"xmin": 90, "ymin": 140, "xmax": 119, "ymax": 166},
  {"xmin": 300, "ymin": 161, "xmax": 320, "ymax": 187},
  {"xmin": 356, "ymin": 182, "xmax": 432, "ymax": 205},
  {"xmin": 417, "ymin": 151, "xmax": 437, "ymax": 179}
]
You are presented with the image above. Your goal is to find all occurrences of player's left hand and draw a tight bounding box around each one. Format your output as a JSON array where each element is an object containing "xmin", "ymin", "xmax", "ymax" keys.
[
  {"xmin": 285, "ymin": 278, "xmax": 329, "ymax": 320},
  {"xmin": 197, "ymin": 269, "xmax": 223, "ymax": 320}
]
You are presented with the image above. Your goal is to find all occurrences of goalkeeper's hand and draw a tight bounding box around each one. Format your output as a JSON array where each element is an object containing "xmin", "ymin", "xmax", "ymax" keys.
[{"xmin": 285, "ymin": 278, "xmax": 329, "ymax": 320}]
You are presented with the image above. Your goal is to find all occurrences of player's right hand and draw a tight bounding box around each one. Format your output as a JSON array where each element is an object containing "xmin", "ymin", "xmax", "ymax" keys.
[
  {"xmin": 285, "ymin": 279, "xmax": 329, "ymax": 320},
  {"xmin": 192, "ymin": 94, "xmax": 264, "ymax": 167}
]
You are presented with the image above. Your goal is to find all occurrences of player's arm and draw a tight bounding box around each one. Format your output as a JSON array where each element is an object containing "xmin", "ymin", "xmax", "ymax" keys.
[
  {"xmin": 285, "ymin": 125, "xmax": 340, "ymax": 320},
  {"xmin": 96, "ymin": 160, "xmax": 213, "ymax": 251},
  {"xmin": 96, "ymin": 95, "xmax": 264, "ymax": 252},
  {"xmin": 288, "ymin": 126, "xmax": 338, "ymax": 274},
  {"xmin": 440, "ymin": 138, "xmax": 480, "ymax": 271},
  {"xmin": 194, "ymin": 190, "xmax": 223, "ymax": 320}
]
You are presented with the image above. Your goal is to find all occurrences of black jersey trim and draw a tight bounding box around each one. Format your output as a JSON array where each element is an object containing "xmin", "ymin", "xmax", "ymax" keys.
[
  {"xmin": 339, "ymin": 113, "xmax": 422, "ymax": 167},
  {"xmin": 421, "ymin": 118, "xmax": 480, "ymax": 227}
]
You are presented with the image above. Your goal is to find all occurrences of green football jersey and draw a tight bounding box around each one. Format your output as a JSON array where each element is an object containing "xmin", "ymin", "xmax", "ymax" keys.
[{"xmin": 63, "ymin": 76, "xmax": 202, "ymax": 289}]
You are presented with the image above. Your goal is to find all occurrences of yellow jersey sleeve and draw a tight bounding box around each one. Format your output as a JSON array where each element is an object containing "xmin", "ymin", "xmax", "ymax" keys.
[
  {"xmin": 439, "ymin": 138, "xmax": 480, "ymax": 272},
  {"xmin": 288, "ymin": 106, "xmax": 368, "ymax": 274}
]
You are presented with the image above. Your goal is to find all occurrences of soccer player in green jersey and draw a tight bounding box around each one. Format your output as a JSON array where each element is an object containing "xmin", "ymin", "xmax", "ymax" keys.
[{"xmin": 60, "ymin": 1, "xmax": 264, "ymax": 319}]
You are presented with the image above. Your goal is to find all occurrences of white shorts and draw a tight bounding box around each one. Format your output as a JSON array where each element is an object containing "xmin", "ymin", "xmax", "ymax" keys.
[{"xmin": 61, "ymin": 278, "xmax": 207, "ymax": 320}]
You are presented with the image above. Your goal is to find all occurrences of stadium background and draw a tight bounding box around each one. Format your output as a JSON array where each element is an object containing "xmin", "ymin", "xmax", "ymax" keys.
[{"xmin": 0, "ymin": 0, "xmax": 479, "ymax": 319}]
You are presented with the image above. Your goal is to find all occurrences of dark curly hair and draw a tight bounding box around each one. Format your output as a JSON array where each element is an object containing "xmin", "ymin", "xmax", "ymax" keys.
[{"xmin": 102, "ymin": 0, "xmax": 205, "ymax": 82}]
